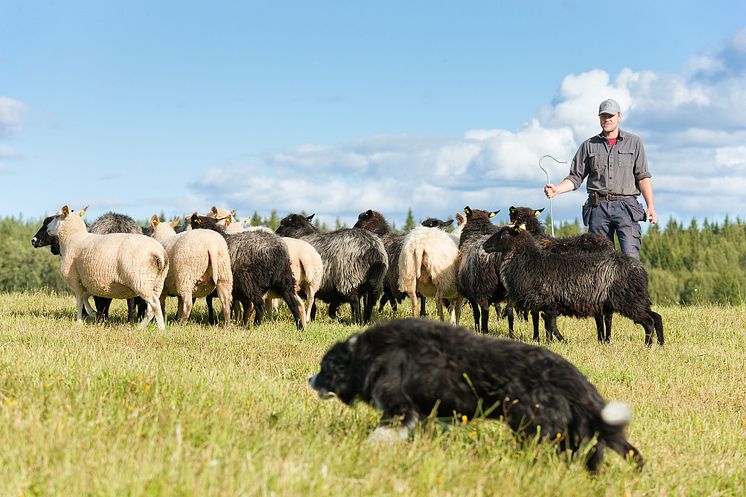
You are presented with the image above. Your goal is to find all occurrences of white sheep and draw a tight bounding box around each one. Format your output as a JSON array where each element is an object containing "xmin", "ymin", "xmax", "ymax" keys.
[
  {"xmin": 150, "ymin": 215, "xmax": 233, "ymax": 326},
  {"xmin": 398, "ymin": 220, "xmax": 465, "ymax": 324},
  {"xmin": 246, "ymin": 227, "xmax": 324, "ymax": 325},
  {"xmin": 208, "ymin": 206, "xmax": 245, "ymax": 234},
  {"xmin": 46, "ymin": 205, "xmax": 169, "ymax": 329}
]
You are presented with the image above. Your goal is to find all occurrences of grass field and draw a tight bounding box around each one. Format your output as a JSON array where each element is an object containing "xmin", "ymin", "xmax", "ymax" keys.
[{"xmin": 1, "ymin": 291, "xmax": 744, "ymax": 496}]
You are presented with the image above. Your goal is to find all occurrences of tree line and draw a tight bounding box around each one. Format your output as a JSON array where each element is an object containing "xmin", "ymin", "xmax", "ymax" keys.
[{"xmin": 1, "ymin": 213, "xmax": 743, "ymax": 305}]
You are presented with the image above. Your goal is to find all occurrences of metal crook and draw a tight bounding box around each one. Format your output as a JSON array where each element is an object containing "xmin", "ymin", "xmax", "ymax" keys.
[{"xmin": 539, "ymin": 155, "xmax": 567, "ymax": 237}]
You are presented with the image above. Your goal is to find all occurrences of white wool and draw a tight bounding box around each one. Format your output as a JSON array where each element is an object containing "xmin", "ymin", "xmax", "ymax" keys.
[
  {"xmin": 266, "ymin": 236, "xmax": 323, "ymax": 324},
  {"xmin": 601, "ymin": 401, "xmax": 632, "ymax": 426},
  {"xmin": 153, "ymin": 226, "xmax": 233, "ymax": 326},
  {"xmin": 398, "ymin": 226, "xmax": 463, "ymax": 323},
  {"xmin": 49, "ymin": 208, "xmax": 169, "ymax": 330}
]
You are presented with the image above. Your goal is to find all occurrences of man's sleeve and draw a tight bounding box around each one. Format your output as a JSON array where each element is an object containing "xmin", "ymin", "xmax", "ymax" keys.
[
  {"xmin": 564, "ymin": 143, "xmax": 588, "ymax": 190},
  {"xmin": 634, "ymin": 138, "xmax": 652, "ymax": 181}
]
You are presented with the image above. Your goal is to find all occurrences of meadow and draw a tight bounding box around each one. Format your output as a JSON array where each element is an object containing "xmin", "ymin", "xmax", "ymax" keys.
[{"xmin": 0, "ymin": 291, "xmax": 744, "ymax": 496}]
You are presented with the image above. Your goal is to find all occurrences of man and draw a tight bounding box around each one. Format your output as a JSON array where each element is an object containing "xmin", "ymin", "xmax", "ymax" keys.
[{"xmin": 544, "ymin": 98, "xmax": 657, "ymax": 259}]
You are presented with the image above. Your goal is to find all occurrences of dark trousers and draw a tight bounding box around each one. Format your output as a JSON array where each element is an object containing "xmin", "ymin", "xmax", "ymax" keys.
[{"xmin": 587, "ymin": 197, "xmax": 645, "ymax": 259}]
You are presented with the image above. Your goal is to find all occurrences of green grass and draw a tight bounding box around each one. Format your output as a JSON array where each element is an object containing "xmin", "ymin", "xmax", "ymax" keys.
[{"xmin": 1, "ymin": 291, "xmax": 744, "ymax": 496}]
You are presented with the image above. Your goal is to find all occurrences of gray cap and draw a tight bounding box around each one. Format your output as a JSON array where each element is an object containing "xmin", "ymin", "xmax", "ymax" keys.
[{"xmin": 598, "ymin": 98, "xmax": 621, "ymax": 116}]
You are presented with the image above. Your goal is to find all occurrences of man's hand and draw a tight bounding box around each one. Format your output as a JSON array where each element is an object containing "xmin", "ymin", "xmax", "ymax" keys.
[
  {"xmin": 544, "ymin": 184, "xmax": 558, "ymax": 198},
  {"xmin": 646, "ymin": 208, "xmax": 658, "ymax": 224}
]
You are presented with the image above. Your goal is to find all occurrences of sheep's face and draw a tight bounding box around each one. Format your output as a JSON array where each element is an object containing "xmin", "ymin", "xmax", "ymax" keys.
[
  {"xmin": 509, "ymin": 206, "xmax": 543, "ymax": 224},
  {"xmin": 464, "ymin": 206, "xmax": 500, "ymax": 222},
  {"xmin": 421, "ymin": 218, "xmax": 453, "ymax": 230},
  {"xmin": 483, "ymin": 225, "xmax": 524, "ymax": 254},
  {"xmin": 31, "ymin": 216, "xmax": 61, "ymax": 255},
  {"xmin": 353, "ymin": 210, "xmax": 389, "ymax": 235},
  {"xmin": 276, "ymin": 213, "xmax": 316, "ymax": 237}
]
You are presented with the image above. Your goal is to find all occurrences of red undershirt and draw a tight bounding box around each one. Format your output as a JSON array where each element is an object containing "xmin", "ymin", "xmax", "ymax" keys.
[{"xmin": 607, "ymin": 137, "xmax": 617, "ymax": 148}]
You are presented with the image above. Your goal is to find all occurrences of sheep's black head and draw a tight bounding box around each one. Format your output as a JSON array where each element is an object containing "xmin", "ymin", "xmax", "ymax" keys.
[
  {"xmin": 483, "ymin": 224, "xmax": 526, "ymax": 254},
  {"xmin": 31, "ymin": 215, "xmax": 61, "ymax": 255},
  {"xmin": 353, "ymin": 209, "xmax": 389, "ymax": 235},
  {"xmin": 464, "ymin": 206, "xmax": 500, "ymax": 221},
  {"xmin": 190, "ymin": 214, "xmax": 226, "ymax": 235},
  {"xmin": 508, "ymin": 206, "xmax": 545, "ymax": 235},
  {"xmin": 276, "ymin": 213, "xmax": 317, "ymax": 237},
  {"xmin": 421, "ymin": 218, "xmax": 453, "ymax": 230}
]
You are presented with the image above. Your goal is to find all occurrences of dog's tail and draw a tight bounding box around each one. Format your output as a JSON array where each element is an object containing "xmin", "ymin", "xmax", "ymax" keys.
[{"xmin": 601, "ymin": 401, "xmax": 632, "ymax": 426}]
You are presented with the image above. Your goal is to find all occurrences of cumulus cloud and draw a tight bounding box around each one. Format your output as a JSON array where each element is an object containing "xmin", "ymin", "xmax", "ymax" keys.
[{"xmin": 189, "ymin": 29, "xmax": 746, "ymax": 226}]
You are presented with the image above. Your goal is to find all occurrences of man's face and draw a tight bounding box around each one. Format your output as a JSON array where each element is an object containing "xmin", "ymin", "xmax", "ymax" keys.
[{"xmin": 599, "ymin": 112, "xmax": 620, "ymax": 134}]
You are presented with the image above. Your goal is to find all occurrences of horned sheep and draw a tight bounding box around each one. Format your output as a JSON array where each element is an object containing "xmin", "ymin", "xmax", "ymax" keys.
[{"xmin": 46, "ymin": 205, "xmax": 169, "ymax": 329}]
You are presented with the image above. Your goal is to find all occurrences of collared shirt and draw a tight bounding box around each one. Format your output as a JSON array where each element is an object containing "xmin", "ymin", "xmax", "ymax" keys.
[{"xmin": 564, "ymin": 129, "xmax": 651, "ymax": 196}]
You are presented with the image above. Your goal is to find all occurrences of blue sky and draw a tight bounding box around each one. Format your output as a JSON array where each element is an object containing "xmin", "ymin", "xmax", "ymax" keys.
[{"xmin": 1, "ymin": 0, "xmax": 745, "ymax": 228}]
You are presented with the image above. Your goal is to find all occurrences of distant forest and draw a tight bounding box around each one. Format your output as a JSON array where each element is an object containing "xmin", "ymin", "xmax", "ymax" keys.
[{"xmin": 1, "ymin": 212, "xmax": 744, "ymax": 305}]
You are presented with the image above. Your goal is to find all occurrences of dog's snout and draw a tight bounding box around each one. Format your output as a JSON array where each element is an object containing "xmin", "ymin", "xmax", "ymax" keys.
[
  {"xmin": 31, "ymin": 237, "xmax": 37, "ymax": 247},
  {"xmin": 308, "ymin": 374, "xmax": 317, "ymax": 388}
]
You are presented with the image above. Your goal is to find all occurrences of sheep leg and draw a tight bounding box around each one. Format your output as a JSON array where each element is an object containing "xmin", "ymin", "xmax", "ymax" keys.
[
  {"xmin": 294, "ymin": 294, "xmax": 307, "ymax": 329},
  {"xmin": 81, "ymin": 294, "xmax": 97, "ymax": 321},
  {"xmin": 505, "ymin": 305, "xmax": 514, "ymax": 338},
  {"xmin": 651, "ymin": 311, "xmax": 664, "ymax": 345},
  {"xmin": 304, "ymin": 287, "xmax": 315, "ymax": 323},
  {"xmin": 206, "ymin": 290, "xmax": 217, "ymax": 325},
  {"xmin": 419, "ymin": 295, "xmax": 426, "ymax": 317},
  {"xmin": 542, "ymin": 313, "xmax": 556, "ymax": 342},
  {"xmin": 470, "ymin": 301, "xmax": 480, "ymax": 332},
  {"xmin": 480, "ymin": 305, "xmax": 489, "ymax": 334},
  {"xmin": 436, "ymin": 293, "xmax": 445, "ymax": 322},
  {"xmin": 349, "ymin": 296, "xmax": 362, "ymax": 324},
  {"xmin": 93, "ymin": 296, "xmax": 111, "ymax": 322},
  {"xmin": 216, "ymin": 282, "xmax": 232, "ymax": 327},
  {"xmin": 363, "ymin": 291, "xmax": 376, "ymax": 323},
  {"xmin": 594, "ymin": 314, "xmax": 605, "ymax": 343},
  {"xmin": 310, "ymin": 302, "xmax": 317, "ymax": 321},
  {"xmin": 252, "ymin": 298, "xmax": 266, "ymax": 326},
  {"xmin": 74, "ymin": 294, "xmax": 87, "ymax": 322},
  {"xmin": 408, "ymin": 290, "xmax": 419, "ymax": 319},
  {"xmin": 175, "ymin": 297, "xmax": 184, "ymax": 322},
  {"xmin": 453, "ymin": 296, "xmax": 462, "ymax": 325},
  {"xmin": 179, "ymin": 291, "xmax": 194, "ymax": 324},
  {"xmin": 604, "ymin": 312, "xmax": 613, "ymax": 342},
  {"xmin": 126, "ymin": 298, "xmax": 136, "ymax": 322}
]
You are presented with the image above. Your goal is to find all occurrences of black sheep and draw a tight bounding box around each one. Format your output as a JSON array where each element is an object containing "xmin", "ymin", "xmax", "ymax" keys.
[
  {"xmin": 483, "ymin": 224, "xmax": 664, "ymax": 346},
  {"xmin": 276, "ymin": 213, "xmax": 387, "ymax": 324},
  {"xmin": 456, "ymin": 206, "xmax": 514, "ymax": 336},
  {"xmin": 310, "ymin": 318, "xmax": 644, "ymax": 473},
  {"xmin": 509, "ymin": 206, "xmax": 616, "ymax": 342},
  {"xmin": 191, "ymin": 214, "xmax": 303, "ymax": 329}
]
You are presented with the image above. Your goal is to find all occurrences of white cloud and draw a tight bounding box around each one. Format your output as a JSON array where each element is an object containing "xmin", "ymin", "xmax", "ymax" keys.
[
  {"xmin": 189, "ymin": 29, "xmax": 746, "ymax": 227},
  {"xmin": 0, "ymin": 97, "xmax": 26, "ymax": 138}
]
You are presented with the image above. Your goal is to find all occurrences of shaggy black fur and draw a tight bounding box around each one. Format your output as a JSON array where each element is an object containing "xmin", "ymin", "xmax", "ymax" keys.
[
  {"xmin": 509, "ymin": 206, "xmax": 617, "ymax": 343},
  {"xmin": 456, "ymin": 206, "xmax": 514, "ymax": 336},
  {"xmin": 483, "ymin": 226, "xmax": 664, "ymax": 346},
  {"xmin": 31, "ymin": 212, "xmax": 147, "ymax": 322},
  {"xmin": 420, "ymin": 217, "xmax": 453, "ymax": 229},
  {"xmin": 191, "ymin": 214, "xmax": 303, "ymax": 329},
  {"xmin": 276, "ymin": 213, "xmax": 387, "ymax": 324},
  {"xmin": 309, "ymin": 318, "xmax": 644, "ymax": 472}
]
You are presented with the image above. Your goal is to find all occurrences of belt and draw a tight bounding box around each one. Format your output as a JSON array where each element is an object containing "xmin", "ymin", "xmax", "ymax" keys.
[{"xmin": 590, "ymin": 192, "xmax": 632, "ymax": 201}]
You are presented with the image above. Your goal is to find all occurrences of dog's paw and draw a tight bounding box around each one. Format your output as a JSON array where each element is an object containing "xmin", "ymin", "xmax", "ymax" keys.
[{"xmin": 367, "ymin": 426, "xmax": 409, "ymax": 444}]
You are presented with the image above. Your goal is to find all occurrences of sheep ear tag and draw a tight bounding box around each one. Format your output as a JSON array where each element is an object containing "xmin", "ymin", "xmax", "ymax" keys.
[
  {"xmin": 489, "ymin": 210, "xmax": 500, "ymax": 218},
  {"xmin": 151, "ymin": 214, "xmax": 160, "ymax": 227},
  {"xmin": 518, "ymin": 223, "xmax": 527, "ymax": 231},
  {"xmin": 534, "ymin": 209, "xmax": 544, "ymax": 217},
  {"xmin": 61, "ymin": 205, "xmax": 70, "ymax": 216},
  {"xmin": 509, "ymin": 206, "xmax": 516, "ymax": 214},
  {"xmin": 78, "ymin": 206, "xmax": 89, "ymax": 217}
]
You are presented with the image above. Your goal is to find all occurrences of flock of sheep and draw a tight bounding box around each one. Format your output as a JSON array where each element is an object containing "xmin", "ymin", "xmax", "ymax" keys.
[{"xmin": 31, "ymin": 204, "xmax": 664, "ymax": 346}]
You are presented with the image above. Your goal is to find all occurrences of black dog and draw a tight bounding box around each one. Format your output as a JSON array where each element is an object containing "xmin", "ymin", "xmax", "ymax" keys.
[{"xmin": 310, "ymin": 318, "xmax": 643, "ymax": 472}]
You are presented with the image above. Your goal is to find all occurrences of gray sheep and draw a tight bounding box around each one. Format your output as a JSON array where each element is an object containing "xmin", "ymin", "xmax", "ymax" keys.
[{"xmin": 276, "ymin": 213, "xmax": 387, "ymax": 324}]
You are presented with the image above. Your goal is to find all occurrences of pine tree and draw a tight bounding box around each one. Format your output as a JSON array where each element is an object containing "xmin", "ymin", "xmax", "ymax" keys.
[{"xmin": 403, "ymin": 208, "xmax": 416, "ymax": 233}]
